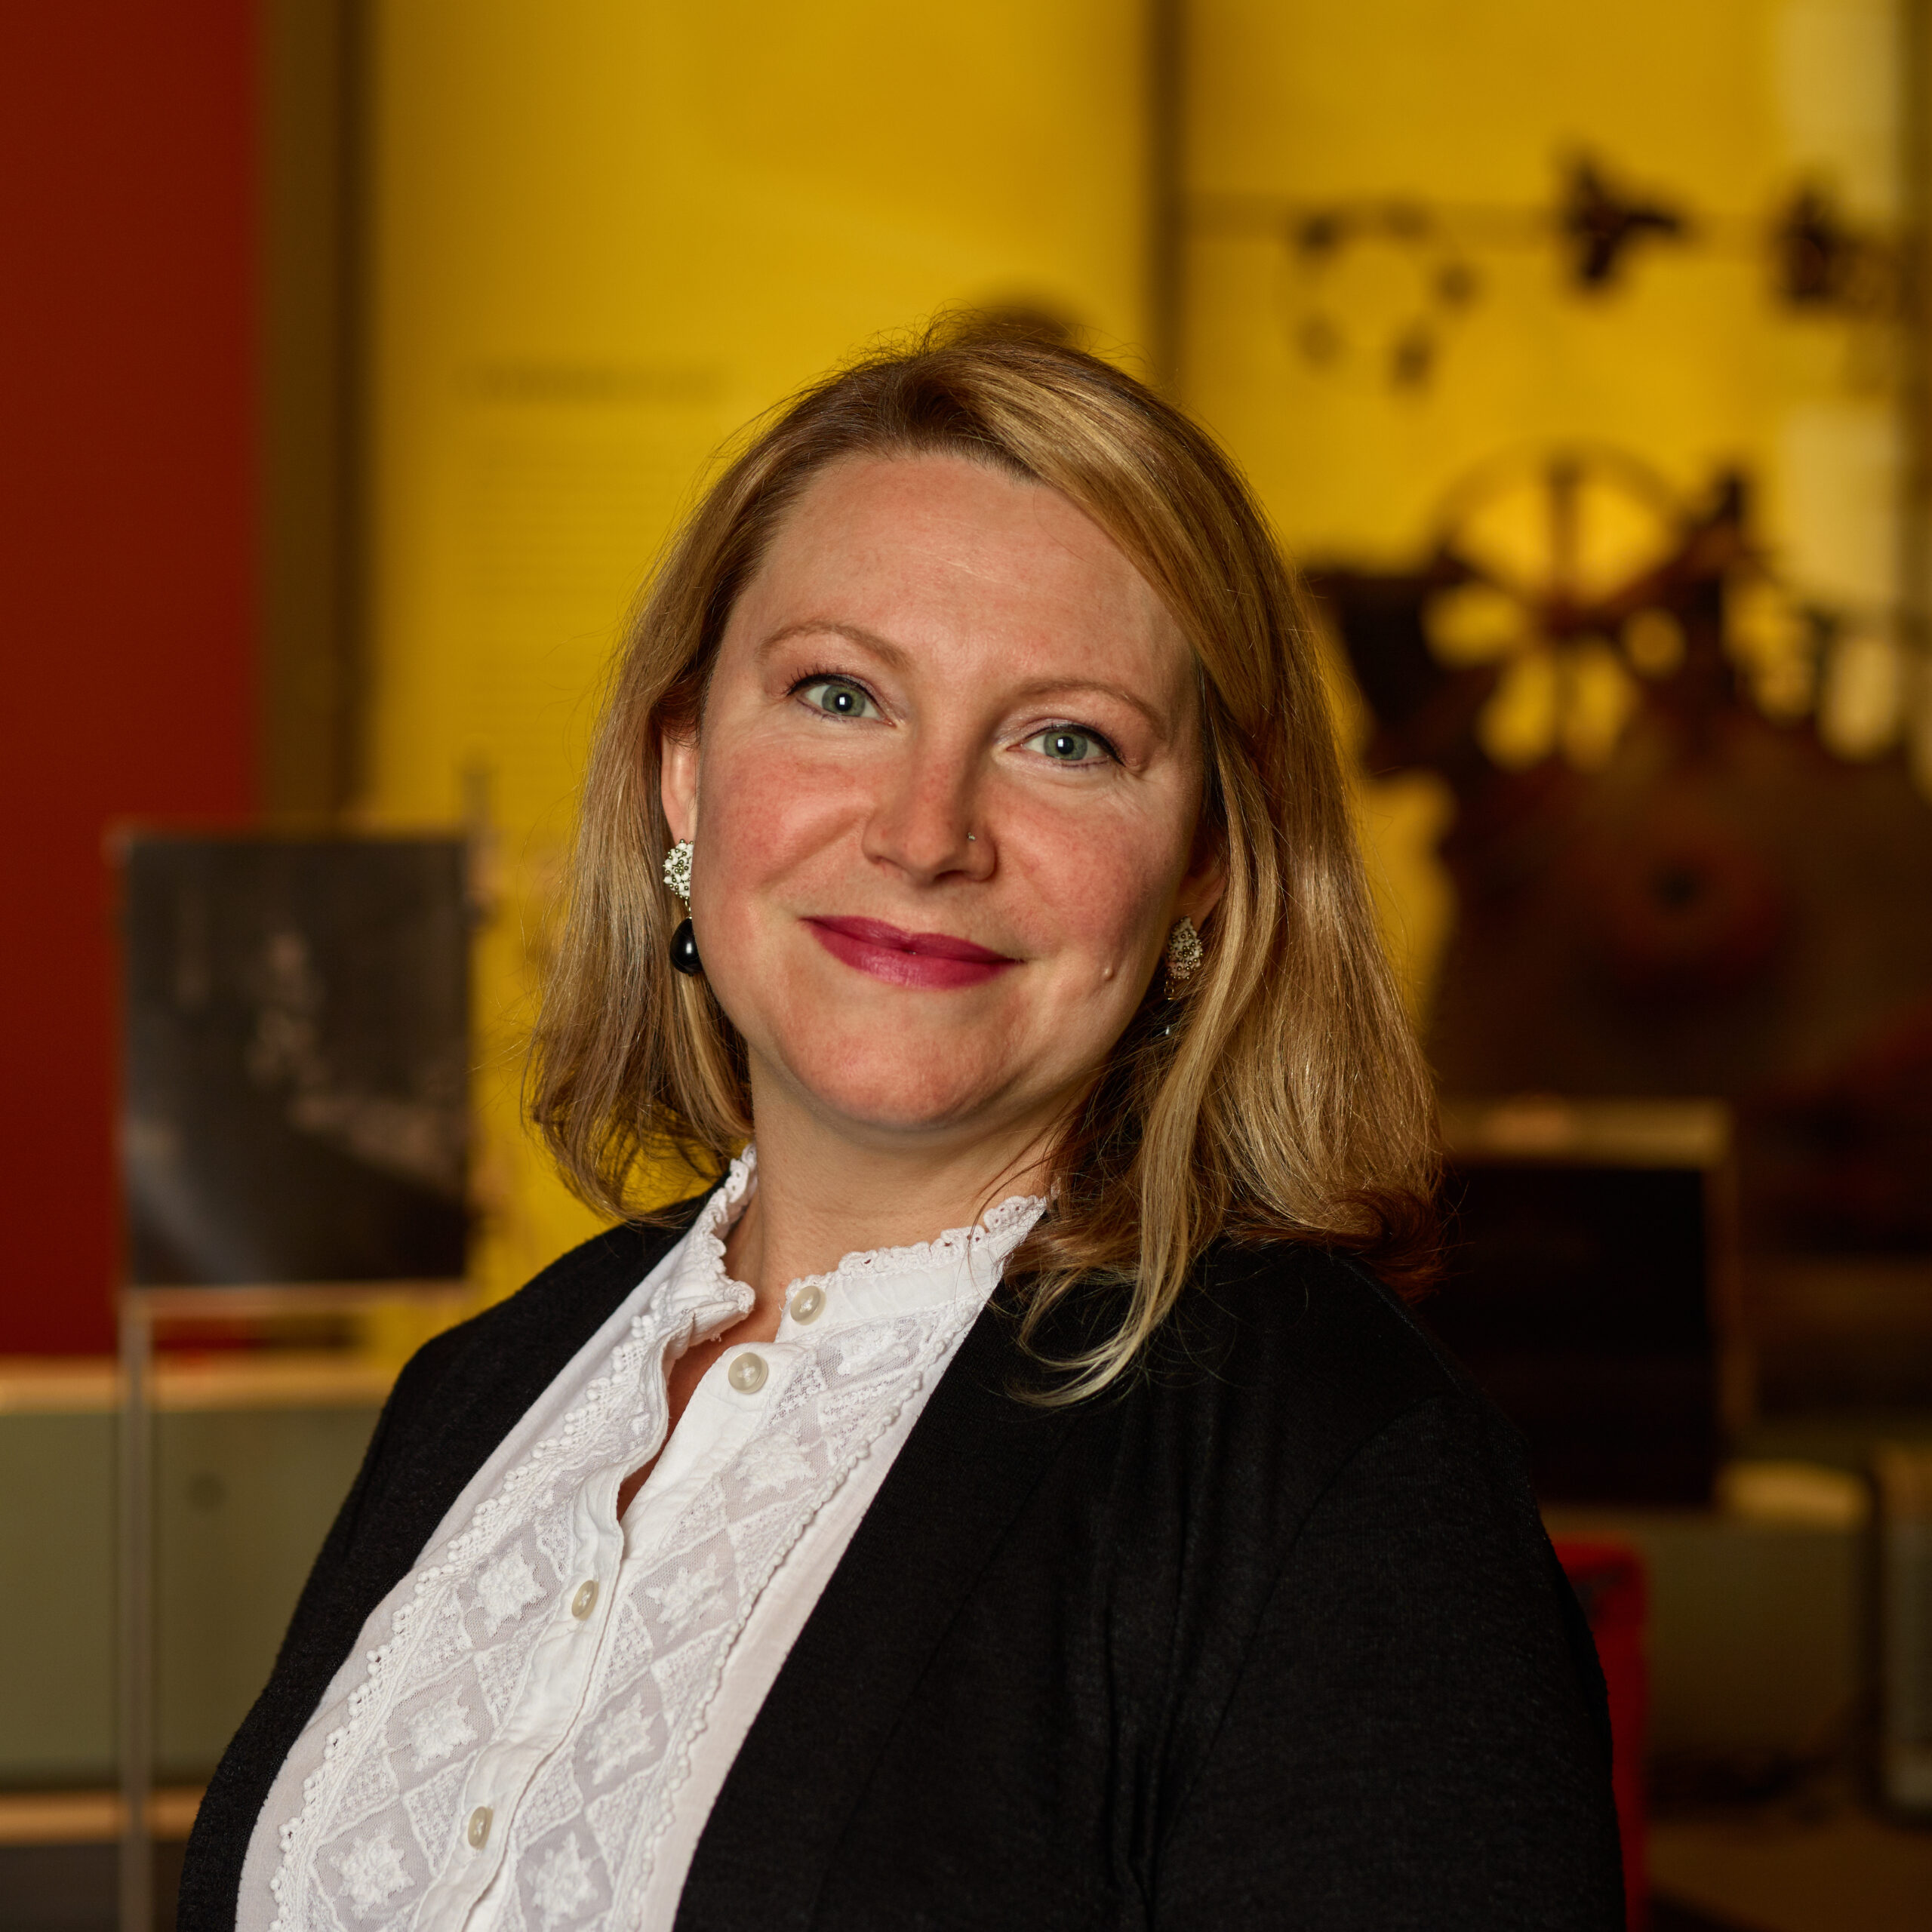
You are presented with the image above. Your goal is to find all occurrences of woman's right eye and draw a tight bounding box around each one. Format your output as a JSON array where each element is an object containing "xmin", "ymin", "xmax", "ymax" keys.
[{"xmin": 798, "ymin": 678, "xmax": 879, "ymax": 720}]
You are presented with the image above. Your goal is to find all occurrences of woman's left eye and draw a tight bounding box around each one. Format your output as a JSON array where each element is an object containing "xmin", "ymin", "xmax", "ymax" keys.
[{"xmin": 1023, "ymin": 725, "xmax": 1112, "ymax": 764}]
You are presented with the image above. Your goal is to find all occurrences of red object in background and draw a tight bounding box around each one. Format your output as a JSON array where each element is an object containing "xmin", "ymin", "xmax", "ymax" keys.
[
  {"xmin": 1555, "ymin": 1537, "xmax": 1650, "ymax": 1931},
  {"xmin": 0, "ymin": 6, "xmax": 257, "ymax": 1352}
]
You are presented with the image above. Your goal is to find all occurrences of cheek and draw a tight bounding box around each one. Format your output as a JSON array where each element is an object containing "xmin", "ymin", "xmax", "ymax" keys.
[
  {"xmin": 1005, "ymin": 808, "xmax": 1187, "ymax": 977},
  {"xmin": 696, "ymin": 743, "xmax": 856, "ymax": 902}
]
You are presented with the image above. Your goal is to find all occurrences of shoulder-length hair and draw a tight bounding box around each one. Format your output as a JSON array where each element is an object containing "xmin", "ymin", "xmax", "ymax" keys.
[{"xmin": 529, "ymin": 318, "xmax": 1438, "ymax": 1397}]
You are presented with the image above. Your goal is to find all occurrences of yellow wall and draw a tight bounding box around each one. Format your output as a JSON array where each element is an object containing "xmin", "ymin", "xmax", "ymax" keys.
[
  {"xmin": 359, "ymin": 0, "xmax": 1913, "ymax": 1309},
  {"xmin": 1183, "ymin": 0, "xmax": 1913, "ymax": 1011},
  {"xmin": 358, "ymin": 1, "xmax": 1151, "ymax": 1306}
]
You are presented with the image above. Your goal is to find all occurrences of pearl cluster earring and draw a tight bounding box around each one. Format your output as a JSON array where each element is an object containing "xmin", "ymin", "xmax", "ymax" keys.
[{"xmin": 1164, "ymin": 917, "xmax": 1204, "ymax": 998}]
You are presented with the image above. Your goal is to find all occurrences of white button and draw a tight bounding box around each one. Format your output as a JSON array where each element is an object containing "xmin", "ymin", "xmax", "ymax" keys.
[
  {"xmin": 789, "ymin": 1284, "xmax": 825, "ymax": 1324},
  {"xmin": 571, "ymin": 1580, "xmax": 598, "ymax": 1620},
  {"xmin": 466, "ymin": 1805, "xmax": 493, "ymax": 1849},
  {"xmin": 727, "ymin": 1352, "xmax": 768, "ymax": 1394}
]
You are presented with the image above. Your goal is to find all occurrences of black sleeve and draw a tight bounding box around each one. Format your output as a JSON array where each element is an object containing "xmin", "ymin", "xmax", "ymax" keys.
[{"xmin": 1153, "ymin": 1393, "xmax": 1624, "ymax": 1931}]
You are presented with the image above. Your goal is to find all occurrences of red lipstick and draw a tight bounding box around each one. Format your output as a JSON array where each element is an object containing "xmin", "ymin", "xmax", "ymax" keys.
[{"xmin": 804, "ymin": 915, "xmax": 1018, "ymax": 989}]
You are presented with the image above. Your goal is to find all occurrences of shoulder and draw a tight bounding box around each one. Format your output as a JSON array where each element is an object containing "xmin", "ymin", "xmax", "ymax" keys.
[
  {"xmin": 1143, "ymin": 1257, "xmax": 1621, "ymax": 1922},
  {"xmin": 1173, "ymin": 1235, "xmax": 1463, "ymax": 1401},
  {"xmin": 1118, "ymin": 1241, "xmax": 1607, "ymax": 1733},
  {"xmin": 1035, "ymin": 1237, "xmax": 1541, "ymax": 1577},
  {"xmin": 1141, "ymin": 1237, "xmax": 1494, "ymax": 1475},
  {"xmin": 385, "ymin": 1198, "xmax": 708, "ymax": 1430}
]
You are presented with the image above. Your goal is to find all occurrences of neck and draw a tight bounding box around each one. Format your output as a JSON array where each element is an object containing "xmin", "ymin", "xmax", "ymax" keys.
[{"xmin": 721, "ymin": 1088, "xmax": 1053, "ymax": 1305}]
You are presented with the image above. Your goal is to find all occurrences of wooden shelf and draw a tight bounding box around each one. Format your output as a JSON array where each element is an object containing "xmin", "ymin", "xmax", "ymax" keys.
[
  {"xmin": 0, "ymin": 1353, "xmax": 399, "ymax": 1414},
  {"xmin": 0, "ymin": 1786, "xmax": 202, "ymax": 1845}
]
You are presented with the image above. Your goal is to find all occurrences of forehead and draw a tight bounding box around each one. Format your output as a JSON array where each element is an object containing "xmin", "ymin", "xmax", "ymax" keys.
[{"xmin": 730, "ymin": 452, "xmax": 1188, "ymax": 685}]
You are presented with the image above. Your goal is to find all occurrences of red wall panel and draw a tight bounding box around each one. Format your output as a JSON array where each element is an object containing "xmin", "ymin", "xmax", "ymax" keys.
[{"xmin": 0, "ymin": 5, "xmax": 257, "ymax": 1353}]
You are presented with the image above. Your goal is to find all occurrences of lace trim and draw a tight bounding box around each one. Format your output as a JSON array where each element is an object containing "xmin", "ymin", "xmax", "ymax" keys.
[{"xmin": 684, "ymin": 1146, "xmax": 1048, "ymax": 1309}]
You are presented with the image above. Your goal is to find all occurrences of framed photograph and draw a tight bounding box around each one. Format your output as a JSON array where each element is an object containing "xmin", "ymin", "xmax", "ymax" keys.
[{"xmin": 120, "ymin": 836, "xmax": 470, "ymax": 1287}]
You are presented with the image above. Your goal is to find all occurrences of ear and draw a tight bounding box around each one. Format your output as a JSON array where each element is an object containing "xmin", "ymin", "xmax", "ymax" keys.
[
  {"xmin": 660, "ymin": 727, "xmax": 700, "ymax": 843},
  {"xmin": 1176, "ymin": 814, "xmax": 1226, "ymax": 929},
  {"xmin": 1177, "ymin": 847, "xmax": 1226, "ymax": 930}
]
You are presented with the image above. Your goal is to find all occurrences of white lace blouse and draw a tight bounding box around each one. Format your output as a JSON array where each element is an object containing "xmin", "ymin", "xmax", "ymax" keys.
[{"xmin": 238, "ymin": 1151, "xmax": 1045, "ymax": 1932}]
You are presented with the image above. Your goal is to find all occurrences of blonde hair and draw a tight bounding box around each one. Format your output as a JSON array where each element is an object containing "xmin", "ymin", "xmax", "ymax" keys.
[{"xmin": 529, "ymin": 320, "xmax": 1438, "ymax": 1397}]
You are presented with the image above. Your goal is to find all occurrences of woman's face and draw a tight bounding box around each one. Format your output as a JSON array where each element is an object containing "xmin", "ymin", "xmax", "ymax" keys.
[{"xmin": 662, "ymin": 452, "xmax": 1223, "ymax": 1163}]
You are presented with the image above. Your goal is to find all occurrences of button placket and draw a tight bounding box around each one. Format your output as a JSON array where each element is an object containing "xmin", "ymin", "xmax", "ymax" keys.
[
  {"xmin": 423, "ymin": 1748, "xmax": 513, "ymax": 1915},
  {"xmin": 423, "ymin": 1466, "xmax": 624, "ymax": 1916},
  {"xmin": 566, "ymin": 1463, "xmax": 621, "ymax": 1639}
]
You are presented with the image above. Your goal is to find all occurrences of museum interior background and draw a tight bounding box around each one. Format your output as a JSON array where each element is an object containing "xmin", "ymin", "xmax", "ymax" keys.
[{"xmin": 2, "ymin": 3, "xmax": 1930, "ymax": 1927}]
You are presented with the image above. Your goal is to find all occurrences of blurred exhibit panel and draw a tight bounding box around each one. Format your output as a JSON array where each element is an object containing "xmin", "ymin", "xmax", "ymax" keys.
[
  {"xmin": 120, "ymin": 838, "xmax": 469, "ymax": 1287},
  {"xmin": 355, "ymin": 1, "xmax": 1154, "ymax": 1305},
  {"xmin": 0, "ymin": 7, "xmax": 257, "ymax": 1353},
  {"xmin": 1183, "ymin": 0, "xmax": 1932, "ymax": 1417}
]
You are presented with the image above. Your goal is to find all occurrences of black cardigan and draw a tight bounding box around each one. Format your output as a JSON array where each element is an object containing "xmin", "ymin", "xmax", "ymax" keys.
[{"xmin": 179, "ymin": 1211, "xmax": 1623, "ymax": 1930}]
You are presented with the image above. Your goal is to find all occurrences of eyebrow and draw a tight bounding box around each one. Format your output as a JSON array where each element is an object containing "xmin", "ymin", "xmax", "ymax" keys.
[
  {"xmin": 758, "ymin": 617, "xmax": 1175, "ymax": 737},
  {"xmin": 759, "ymin": 619, "xmax": 914, "ymax": 672}
]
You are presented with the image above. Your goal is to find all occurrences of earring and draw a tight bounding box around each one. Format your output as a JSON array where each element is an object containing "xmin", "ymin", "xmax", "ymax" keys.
[
  {"xmin": 662, "ymin": 838, "xmax": 694, "ymax": 904},
  {"xmin": 1164, "ymin": 917, "xmax": 1203, "ymax": 998},
  {"xmin": 663, "ymin": 839, "xmax": 703, "ymax": 977}
]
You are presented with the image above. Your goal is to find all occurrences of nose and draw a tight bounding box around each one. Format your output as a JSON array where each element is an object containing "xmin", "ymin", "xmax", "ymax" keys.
[{"xmin": 860, "ymin": 740, "xmax": 994, "ymax": 886}]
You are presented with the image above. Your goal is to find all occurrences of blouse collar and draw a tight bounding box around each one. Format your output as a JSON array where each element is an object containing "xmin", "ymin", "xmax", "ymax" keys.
[{"xmin": 665, "ymin": 1146, "xmax": 1048, "ymax": 1328}]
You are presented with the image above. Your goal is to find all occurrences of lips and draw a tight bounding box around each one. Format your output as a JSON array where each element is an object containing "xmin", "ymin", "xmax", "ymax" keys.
[{"xmin": 804, "ymin": 915, "xmax": 1018, "ymax": 989}]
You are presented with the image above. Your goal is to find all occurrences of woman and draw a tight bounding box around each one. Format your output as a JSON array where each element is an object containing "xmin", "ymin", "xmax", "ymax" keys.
[{"xmin": 180, "ymin": 325, "xmax": 1622, "ymax": 1930}]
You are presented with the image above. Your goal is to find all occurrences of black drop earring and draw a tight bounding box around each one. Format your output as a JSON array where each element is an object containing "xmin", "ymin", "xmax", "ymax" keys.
[
  {"xmin": 662, "ymin": 840, "xmax": 701, "ymax": 976},
  {"xmin": 669, "ymin": 918, "xmax": 703, "ymax": 977}
]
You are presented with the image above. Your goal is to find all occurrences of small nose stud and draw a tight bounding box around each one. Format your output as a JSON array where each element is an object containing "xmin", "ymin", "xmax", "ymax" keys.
[{"xmin": 966, "ymin": 834, "xmax": 977, "ymax": 842}]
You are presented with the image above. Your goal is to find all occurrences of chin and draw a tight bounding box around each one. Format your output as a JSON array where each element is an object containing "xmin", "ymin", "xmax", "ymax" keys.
[{"xmin": 777, "ymin": 1033, "xmax": 1017, "ymax": 1140}]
